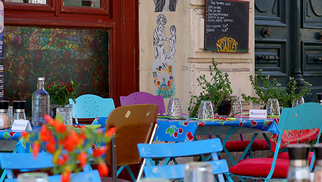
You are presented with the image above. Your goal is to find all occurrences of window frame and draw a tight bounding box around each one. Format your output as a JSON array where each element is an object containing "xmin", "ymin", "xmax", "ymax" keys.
[{"xmin": 4, "ymin": 0, "xmax": 139, "ymax": 107}]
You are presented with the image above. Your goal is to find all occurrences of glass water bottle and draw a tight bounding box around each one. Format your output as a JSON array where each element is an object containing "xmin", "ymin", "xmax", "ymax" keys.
[
  {"xmin": 32, "ymin": 77, "xmax": 50, "ymax": 127},
  {"xmin": 287, "ymin": 144, "xmax": 311, "ymax": 182},
  {"xmin": 314, "ymin": 144, "xmax": 322, "ymax": 182}
]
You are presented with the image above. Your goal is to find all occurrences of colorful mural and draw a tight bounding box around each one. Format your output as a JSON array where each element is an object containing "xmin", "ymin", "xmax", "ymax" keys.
[
  {"xmin": 4, "ymin": 26, "xmax": 109, "ymax": 117},
  {"xmin": 152, "ymin": 60, "xmax": 175, "ymax": 98}
]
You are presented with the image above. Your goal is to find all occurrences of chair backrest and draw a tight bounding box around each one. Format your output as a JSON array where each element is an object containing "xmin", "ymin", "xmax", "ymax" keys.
[
  {"xmin": 69, "ymin": 94, "xmax": 115, "ymax": 124},
  {"xmin": 267, "ymin": 102, "xmax": 322, "ymax": 179},
  {"xmin": 120, "ymin": 92, "xmax": 166, "ymax": 114},
  {"xmin": 105, "ymin": 104, "xmax": 159, "ymax": 167},
  {"xmin": 278, "ymin": 102, "xmax": 322, "ymax": 131},
  {"xmin": 0, "ymin": 152, "xmax": 99, "ymax": 182},
  {"xmin": 137, "ymin": 138, "xmax": 229, "ymax": 181}
]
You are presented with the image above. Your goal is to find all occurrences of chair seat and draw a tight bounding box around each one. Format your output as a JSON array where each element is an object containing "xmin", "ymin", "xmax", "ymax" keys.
[
  {"xmin": 267, "ymin": 151, "xmax": 315, "ymax": 166},
  {"xmin": 225, "ymin": 139, "xmax": 270, "ymax": 151},
  {"xmin": 229, "ymin": 158, "xmax": 289, "ymax": 178}
]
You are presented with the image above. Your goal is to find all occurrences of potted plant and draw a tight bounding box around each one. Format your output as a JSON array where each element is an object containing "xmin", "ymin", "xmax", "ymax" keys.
[
  {"xmin": 242, "ymin": 69, "xmax": 312, "ymax": 108},
  {"xmin": 188, "ymin": 58, "xmax": 233, "ymax": 117},
  {"xmin": 21, "ymin": 114, "xmax": 116, "ymax": 182},
  {"xmin": 46, "ymin": 81, "xmax": 79, "ymax": 125}
]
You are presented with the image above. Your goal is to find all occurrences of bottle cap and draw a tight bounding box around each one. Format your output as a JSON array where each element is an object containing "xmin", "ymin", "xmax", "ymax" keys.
[
  {"xmin": 13, "ymin": 100, "xmax": 26, "ymax": 110},
  {"xmin": 0, "ymin": 100, "xmax": 9, "ymax": 109},
  {"xmin": 38, "ymin": 77, "xmax": 45, "ymax": 81},
  {"xmin": 317, "ymin": 93, "xmax": 322, "ymax": 101},
  {"xmin": 288, "ymin": 144, "xmax": 310, "ymax": 160}
]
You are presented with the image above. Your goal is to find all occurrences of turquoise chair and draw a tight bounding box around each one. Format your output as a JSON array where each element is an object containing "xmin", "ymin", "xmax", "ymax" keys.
[
  {"xmin": 229, "ymin": 102, "xmax": 322, "ymax": 181},
  {"xmin": 0, "ymin": 152, "xmax": 100, "ymax": 182},
  {"xmin": 137, "ymin": 138, "xmax": 233, "ymax": 182},
  {"xmin": 69, "ymin": 94, "xmax": 115, "ymax": 124}
]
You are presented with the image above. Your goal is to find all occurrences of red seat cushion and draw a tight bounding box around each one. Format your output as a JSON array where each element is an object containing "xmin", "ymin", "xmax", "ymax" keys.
[
  {"xmin": 267, "ymin": 151, "xmax": 315, "ymax": 167},
  {"xmin": 225, "ymin": 139, "xmax": 270, "ymax": 151},
  {"xmin": 229, "ymin": 158, "xmax": 289, "ymax": 178}
]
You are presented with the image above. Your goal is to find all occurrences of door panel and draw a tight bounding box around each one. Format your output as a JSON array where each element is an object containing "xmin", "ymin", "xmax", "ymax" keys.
[
  {"xmin": 301, "ymin": 0, "xmax": 322, "ymax": 102},
  {"xmin": 255, "ymin": 0, "xmax": 322, "ymax": 103},
  {"xmin": 255, "ymin": 0, "xmax": 290, "ymax": 85}
]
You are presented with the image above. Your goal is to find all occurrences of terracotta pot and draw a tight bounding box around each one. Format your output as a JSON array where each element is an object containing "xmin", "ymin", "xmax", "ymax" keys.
[{"xmin": 217, "ymin": 100, "xmax": 232, "ymax": 115}]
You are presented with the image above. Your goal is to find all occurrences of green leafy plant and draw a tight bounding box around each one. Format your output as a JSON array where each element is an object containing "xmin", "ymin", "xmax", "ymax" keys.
[
  {"xmin": 242, "ymin": 69, "xmax": 312, "ymax": 108},
  {"xmin": 47, "ymin": 81, "xmax": 79, "ymax": 107},
  {"xmin": 188, "ymin": 58, "xmax": 233, "ymax": 117}
]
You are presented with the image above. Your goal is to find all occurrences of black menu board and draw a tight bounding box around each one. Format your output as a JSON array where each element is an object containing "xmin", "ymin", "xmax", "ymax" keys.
[{"xmin": 205, "ymin": 0, "xmax": 249, "ymax": 53}]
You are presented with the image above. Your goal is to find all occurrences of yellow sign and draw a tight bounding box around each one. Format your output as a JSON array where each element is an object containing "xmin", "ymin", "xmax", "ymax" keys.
[{"xmin": 216, "ymin": 37, "xmax": 238, "ymax": 52}]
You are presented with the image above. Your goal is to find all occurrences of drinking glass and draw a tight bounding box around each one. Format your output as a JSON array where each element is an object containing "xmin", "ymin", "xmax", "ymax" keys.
[
  {"xmin": 166, "ymin": 98, "xmax": 182, "ymax": 118},
  {"xmin": 17, "ymin": 172, "xmax": 48, "ymax": 182},
  {"xmin": 184, "ymin": 162, "xmax": 214, "ymax": 182},
  {"xmin": 231, "ymin": 96, "xmax": 242, "ymax": 115},
  {"xmin": 138, "ymin": 178, "xmax": 169, "ymax": 182},
  {"xmin": 292, "ymin": 96, "xmax": 305, "ymax": 108},
  {"xmin": 197, "ymin": 100, "xmax": 214, "ymax": 120},
  {"xmin": 266, "ymin": 98, "xmax": 280, "ymax": 116}
]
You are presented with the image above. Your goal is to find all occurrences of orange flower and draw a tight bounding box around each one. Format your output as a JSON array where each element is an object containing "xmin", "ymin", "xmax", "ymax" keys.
[
  {"xmin": 33, "ymin": 141, "xmax": 40, "ymax": 159},
  {"xmin": 69, "ymin": 129, "xmax": 80, "ymax": 145},
  {"xmin": 21, "ymin": 131, "xmax": 29, "ymax": 139},
  {"xmin": 40, "ymin": 125, "xmax": 54, "ymax": 142},
  {"xmin": 105, "ymin": 127, "xmax": 116, "ymax": 137},
  {"xmin": 93, "ymin": 146, "xmax": 108, "ymax": 157},
  {"xmin": 57, "ymin": 158, "xmax": 66, "ymax": 166},
  {"xmin": 63, "ymin": 136, "xmax": 76, "ymax": 152},
  {"xmin": 61, "ymin": 171, "xmax": 70, "ymax": 182},
  {"xmin": 46, "ymin": 142, "xmax": 56, "ymax": 153},
  {"xmin": 78, "ymin": 152, "xmax": 87, "ymax": 168},
  {"xmin": 56, "ymin": 122, "xmax": 67, "ymax": 133},
  {"xmin": 97, "ymin": 162, "xmax": 109, "ymax": 177},
  {"xmin": 44, "ymin": 114, "xmax": 56, "ymax": 127}
]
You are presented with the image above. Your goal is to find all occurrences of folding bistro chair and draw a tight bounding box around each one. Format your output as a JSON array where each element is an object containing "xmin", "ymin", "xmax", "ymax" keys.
[
  {"xmin": 120, "ymin": 91, "xmax": 166, "ymax": 115},
  {"xmin": 104, "ymin": 104, "xmax": 159, "ymax": 182},
  {"xmin": 0, "ymin": 152, "xmax": 100, "ymax": 182},
  {"xmin": 69, "ymin": 94, "xmax": 115, "ymax": 124},
  {"xmin": 229, "ymin": 102, "xmax": 322, "ymax": 181},
  {"xmin": 137, "ymin": 138, "xmax": 233, "ymax": 182}
]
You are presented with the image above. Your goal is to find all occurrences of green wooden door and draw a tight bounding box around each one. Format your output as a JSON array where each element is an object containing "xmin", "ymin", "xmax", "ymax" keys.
[{"xmin": 255, "ymin": 0, "xmax": 322, "ymax": 102}]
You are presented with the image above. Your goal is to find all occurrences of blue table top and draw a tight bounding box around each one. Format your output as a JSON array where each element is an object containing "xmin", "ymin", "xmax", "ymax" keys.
[{"xmin": 154, "ymin": 116, "xmax": 279, "ymax": 142}]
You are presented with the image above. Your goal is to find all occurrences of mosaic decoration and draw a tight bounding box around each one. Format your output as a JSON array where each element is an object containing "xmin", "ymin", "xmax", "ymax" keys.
[{"xmin": 3, "ymin": 26, "xmax": 109, "ymax": 116}]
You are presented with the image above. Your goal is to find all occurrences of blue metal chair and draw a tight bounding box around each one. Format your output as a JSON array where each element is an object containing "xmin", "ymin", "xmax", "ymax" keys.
[
  {"xmin": 0, "ymin": 152, "xmax": 100, "ymax": 182},
  {"xmin": 69, "ymin": 94, "xmax": 115, "ymax": 124},
  {"xmin": 137, "ymin": 138, "xmax": 233, "ymax": 182},
  {"xmin": 229, "ymin": 102, "xmax": 322, "ymax": 181}
]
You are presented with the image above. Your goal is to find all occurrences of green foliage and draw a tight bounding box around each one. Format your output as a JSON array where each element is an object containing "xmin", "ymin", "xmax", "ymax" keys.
[
  {"xmin": 188, "ymin": 58, "xmax": 233, "ymax": 117},
  {"xmin": 47, "ymin": 81, "xmax": 79, "ymax": 107},
  {"xmin": 242, "ymin": 69, "xmax": 312, "ymax": 108}
]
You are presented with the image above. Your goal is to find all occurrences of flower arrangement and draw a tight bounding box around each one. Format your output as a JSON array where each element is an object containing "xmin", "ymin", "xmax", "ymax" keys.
[
  {"xmin": 242, "ymin": 69, "xmax": 312, "ymax": 108},
  {"xmin": 21, "ymin": 114, "xmax": 116, "ymax": 182},
  {"xmin": 188, "ymin": 58, "xmax": 233, "ymax": 117},
  {"xmin": 47, "ymin": 81, "xmax": 79, "ymax": 107}
]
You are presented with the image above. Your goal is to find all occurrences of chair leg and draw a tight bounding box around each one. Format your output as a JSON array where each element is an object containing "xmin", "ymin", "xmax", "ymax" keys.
[
  {"xmin": 112, "ymin": 135, "xmax": 117, "ymax": 182},
  {"xmin": 125, "ymin": 165, "xmax": 136, "ymax": 182}
]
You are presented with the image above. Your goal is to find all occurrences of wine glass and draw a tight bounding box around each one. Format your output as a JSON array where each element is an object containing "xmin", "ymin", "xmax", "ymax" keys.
[{"xmin": 184, "ymin": 162, "xmax": 214, "ymax": 182}]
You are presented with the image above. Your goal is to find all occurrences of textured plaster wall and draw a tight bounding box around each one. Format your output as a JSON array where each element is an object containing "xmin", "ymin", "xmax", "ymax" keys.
[{"xmin": 139, "ymin": 0, "xmax": 255, "ymax": 113}]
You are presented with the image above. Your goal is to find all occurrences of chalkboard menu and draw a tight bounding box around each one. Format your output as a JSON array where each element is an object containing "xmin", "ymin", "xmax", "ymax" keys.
[{"xmin": 205, "ymin": 0, "xmax": 249, "ymax": 53}]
